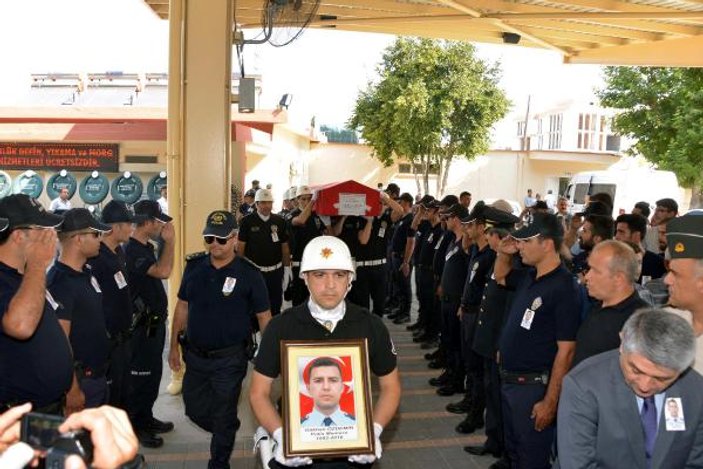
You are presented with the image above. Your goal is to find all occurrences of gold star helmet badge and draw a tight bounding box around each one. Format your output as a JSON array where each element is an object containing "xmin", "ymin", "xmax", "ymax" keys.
[
  {"xmin": 321, "ymin": 247, "xmax": 333, "ymax": 259},
  {"xmin": 675, "ymin": 242, "xmax": 685, "ymax": 253}
]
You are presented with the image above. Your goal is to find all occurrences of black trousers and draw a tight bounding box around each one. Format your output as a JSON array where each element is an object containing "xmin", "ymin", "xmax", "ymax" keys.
[
  {"xmin": 107, "ymin": 338, "xmax": 132, "ymax": 409},
  {"xmin": 440, "ymin": 298, "xmax": 463, "ymax": 385},
  {"xmin": 261, "ymin": 268, "xmax": 284, "ymax": 316},
  {"xmin": 349, "ymin": 264, "xmax": 387, "ymax": 316},
  {"xmin": 483, "ymin": 356, "xmax": 504, "ymax": 453},
  {"xmin": 391, "ymin": 256, "xmax": 412, "ymax": 314},
  {"xmin": 461, "ymin": 312, "xmax": 485, "ymax": 403},
  {"xmin": 127, "ymin": 321, "xmax": 166, "ymax": 428},
  {"xmin": 183, "ymin": 346, "xmax": 248, "ymax": 469},
  {"xmin": 416, "ymin": 268, "xmax": 435, "ymax": 329}
]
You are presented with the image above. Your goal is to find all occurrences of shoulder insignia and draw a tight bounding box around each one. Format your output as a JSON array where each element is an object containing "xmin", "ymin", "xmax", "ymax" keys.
[
  {"xmin": 344, "ymin": 412, "xmax": 356, "ymax": 421},
  {"xmin": 301, "ymin": 415, "xmax": 309, "ymax": 424},
  {"xmin": 185, "ymin": 251, "xmax": 208, "ymax": 262}
]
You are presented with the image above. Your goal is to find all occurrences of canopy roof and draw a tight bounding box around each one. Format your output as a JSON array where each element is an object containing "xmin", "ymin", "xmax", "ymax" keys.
[{"xmin": 144, "ymin": 0, "xmax": 703, "ymax": 66}]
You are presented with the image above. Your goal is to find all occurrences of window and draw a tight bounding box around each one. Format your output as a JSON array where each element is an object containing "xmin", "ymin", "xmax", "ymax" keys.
[
  {"xmin": 578, "ymin": 112, "xmax": 610, "ymax": 151},
  {"xmin": 548, "ymin": 114, "xmax": 562, "ymax": 149}
]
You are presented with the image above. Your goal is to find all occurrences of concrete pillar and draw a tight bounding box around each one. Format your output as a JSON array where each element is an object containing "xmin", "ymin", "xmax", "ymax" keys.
[{"xmin": 166, "ymin": 0, "xmax": 233, "ymax": 394}]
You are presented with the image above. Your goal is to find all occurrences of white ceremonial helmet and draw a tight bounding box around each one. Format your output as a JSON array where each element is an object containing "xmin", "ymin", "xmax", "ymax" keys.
[
  {"xmin": 300, "ymin": 236, "xmax": 355, "ymax": 279},
  {"xmin": 296, "ymin": 185, "xmax": 313, "ymax": 197},
  {"xmin": 255, "ymin": 188, "xmax": 274, "ymax": 203}
]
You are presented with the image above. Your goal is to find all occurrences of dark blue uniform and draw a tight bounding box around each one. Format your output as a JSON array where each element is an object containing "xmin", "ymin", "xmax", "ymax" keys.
[
  {"xmin": 456, "ymin": 244, "xmax": 496, "ymax": 429},
  {"xmin": 49, "ymin": 261, "xmax": 110, "ymax": 408},
  {"xmin": 390, "ymin": 213, "xmax": 416, "ymax": 317},
  {"xmin": 238, "ymin": 212, "xmax": 289, "ymax": 316},
  {"xmin": 288, "ymin": 208, "xmax": 326, "ymax": 306},
  {"xmin": 350, "ymin": 213, "xmax": 393, "ymax": 316},
  {"xmin": 416, "ymin": 222, "xmax": 443, "ymax": 334},
  {"xmin": 439, "ymin": 237, "xmax": 469, "ymax": 390},
  {"xmin": 179, "ymin": 253, "xmax": 269, "ymax": 469},
  {"xmin": 0, "ymin": 262, "xmax": 72, "ymax": 414},
  {"xmin": 498, "ymin": 264, "xmax": 581, "ymax": 469},
  {"xmin": 125, "ymin": 237, "xmax": 168, "ymax": 429},
  {"xmin": 88, "ymin": 242, "xmax": 133, "ymax": 408},
  {"xmin": 412, "ymin": 220, "xmax": 432, "ymax": 320}
]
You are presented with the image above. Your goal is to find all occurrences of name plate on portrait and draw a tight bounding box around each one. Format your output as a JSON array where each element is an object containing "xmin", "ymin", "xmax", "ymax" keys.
[{"xmin": 337, "ymin": 193, "xmax": 368, "ymax": 216}]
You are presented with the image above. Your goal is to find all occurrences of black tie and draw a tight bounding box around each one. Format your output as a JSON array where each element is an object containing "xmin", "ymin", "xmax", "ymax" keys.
[
  {"xmin": 323, "ymin": 417, "xmax": 334, "ymax": 427},
  {"xmin": 641, "ymin": 396, "xmax": 657, "ymax": 466}
]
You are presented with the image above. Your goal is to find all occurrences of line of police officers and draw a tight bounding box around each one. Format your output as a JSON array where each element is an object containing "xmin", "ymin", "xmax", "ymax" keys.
[{"xmin": 0, "ymin": 193, "xmax": 176, "ymax": 452}]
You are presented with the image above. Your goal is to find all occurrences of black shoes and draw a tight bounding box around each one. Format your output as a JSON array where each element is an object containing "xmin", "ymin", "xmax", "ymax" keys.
[
  {"xmin": 136, "ymin": 429, "xmax": 164, "ymax": 448},
  {"xmin": 446, "ymin": 394, "xmax": 472, "ymax": 414},
  {"xmin": 455, "ymin": 413, "xmax": 485, "ymax": 434},
  {"xmin": 428, "ymin": 370, "xmax": 451, "ymax": 387},
  {"xmin": 488, "ymin": 457, "xmax": 511, "ymax": 469},
  {"xmin": 393, "ymin": 314, "xmax": 411, "ymax": 324},
  {"xmin": 436, "ymin": 382, "xmax": 465, "ymax": 396},
  {"xmin": 147, "ymin": 417, "xmax": 175, "ymax": 434},
  {"xmin": 464, "ymin": 445, "xmax": 502, "ymax": 458},
  {"xmin": 407, "ymin": 322, "xmax": 423, "ymax": 331},
  {"xmin": 424, "ymin": 349, "xmax": 440, "ymax": 361}
]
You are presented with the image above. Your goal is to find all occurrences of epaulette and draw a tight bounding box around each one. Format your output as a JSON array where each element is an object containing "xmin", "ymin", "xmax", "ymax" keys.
[
  {"xmin": 344, "ymin": 412, "xmax": 356, "ymax": 421},
  {"xmin": 300, "ymin": 415, "xmax": 309, "ymax": 424},
  {"xmin": 185, "ymin": 251, "xmax": 208, "ymax": 262}
]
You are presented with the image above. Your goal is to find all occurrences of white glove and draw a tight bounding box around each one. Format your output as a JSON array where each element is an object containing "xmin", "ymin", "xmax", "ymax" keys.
[
  {"xmin": 273, "ymin": 427, "xmax": 312, "ymax": 467},
  {"xmin": 348, "ymin": 422, "xmax": 383, "ymax": 464},
  {"xmin": 283, "ymin": 266, "xmax": 293, "ymax": 289},
  {"xmin": 0, "ymin": 442, "xmax": 34, "ymax": 469}
]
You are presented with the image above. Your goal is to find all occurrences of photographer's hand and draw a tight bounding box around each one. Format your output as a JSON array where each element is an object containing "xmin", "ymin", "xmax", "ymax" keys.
[
  {"xmin": 0, "ymin": 403, "xmax": 31, "ymax": 453},
  {"xmin": 59, "ymin": 406, "xmax": 138, "ymax": 469}
]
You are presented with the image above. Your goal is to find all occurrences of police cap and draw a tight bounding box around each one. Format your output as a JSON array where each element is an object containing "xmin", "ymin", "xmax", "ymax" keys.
[
  {"xmin": 666, "ymin": 214, "xmax": 703, "ymax": 259},
  {"xmin": 203, "ymin": 210, "xmax": 238, "ymax": 237},
  {"xmin": 511, "ymin": 212, "xmax": 564, "ymax": 240}
]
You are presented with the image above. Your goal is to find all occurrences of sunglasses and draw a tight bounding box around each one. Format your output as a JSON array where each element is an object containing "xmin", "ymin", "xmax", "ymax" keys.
[{"xmin": 204, "ymin": 235, "xmax": 232, "ymax": 245}]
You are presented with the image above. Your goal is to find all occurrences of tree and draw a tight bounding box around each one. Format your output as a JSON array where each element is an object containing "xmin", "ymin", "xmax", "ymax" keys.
[
  {"xmin": 349, "ymin": 38, "xmax": 509, "ymax": 196},
  {"xmin": 597, "ymin": 67, "xmax": 703, "ymax": 208}
]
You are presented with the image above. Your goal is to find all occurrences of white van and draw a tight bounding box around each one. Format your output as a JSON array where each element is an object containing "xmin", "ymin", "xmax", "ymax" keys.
[{"xmin": 563, "ymin": 169, "xmax": 682, "ymax": 216}]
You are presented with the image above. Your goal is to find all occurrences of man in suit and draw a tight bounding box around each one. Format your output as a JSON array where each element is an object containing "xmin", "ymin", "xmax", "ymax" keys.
[{"xmin": 556, "ymin": 309, "xmax": 703, "ymax": 469}]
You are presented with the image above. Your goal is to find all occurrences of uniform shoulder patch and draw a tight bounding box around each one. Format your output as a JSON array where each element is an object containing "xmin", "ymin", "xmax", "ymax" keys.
[
  {"xmin": 185, "ymin": 251, "xmax": 208, "ymax": 262},
  {"xmin": 344, "ymin": 412, "xmax": 356, "ymax": 421}
]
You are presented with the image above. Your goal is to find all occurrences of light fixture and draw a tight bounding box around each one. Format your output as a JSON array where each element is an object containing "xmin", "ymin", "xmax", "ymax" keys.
[
  {"xmin": 502, "ymin": 32, "xmax": 521, "ymax": 45},
  {"xmin": 278, "ymin": 93, "xmax": 293, "ymax": 110}
]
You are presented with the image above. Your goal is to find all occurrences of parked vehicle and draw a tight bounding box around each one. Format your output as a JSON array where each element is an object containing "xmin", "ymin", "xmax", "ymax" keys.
[{"xmin": 563, "ymin": 169, "xmax": 682, "ymax": 217}]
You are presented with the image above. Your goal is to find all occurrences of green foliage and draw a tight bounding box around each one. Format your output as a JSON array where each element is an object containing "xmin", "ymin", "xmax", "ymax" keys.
[
  {"xmin": 597, "ymin": 67, "xmax": 703, "ymax": 188},
  {"xmin": 349, "ymin": 37, "xmax": 509, "ymax": 194}
]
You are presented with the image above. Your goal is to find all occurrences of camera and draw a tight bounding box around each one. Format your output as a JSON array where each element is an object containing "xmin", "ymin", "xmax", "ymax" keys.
[{"xmin": 20, "ymin": 412, "xmax": 93, "ymax": 468}]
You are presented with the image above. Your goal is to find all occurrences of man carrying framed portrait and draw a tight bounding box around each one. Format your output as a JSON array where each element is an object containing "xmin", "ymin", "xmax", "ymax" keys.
[{"xmin": 250, "ymin": 235, "xmax": 401, "ymax": 468}]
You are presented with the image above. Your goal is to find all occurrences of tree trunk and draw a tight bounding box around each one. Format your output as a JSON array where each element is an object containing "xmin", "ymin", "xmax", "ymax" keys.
[
  {"xmin": 689, "ymin": 183, "xmax": 703, "ymax": 209},
  {"xmin": 438, "ymin": 153, "xmax": 453, "ymax": 196},
  {"xmin": 410, "ymin": 157, "xmax": 421, "ymax": 195},
  {"xmin": 422, "ymin": 154, "xmax": 430, "ymax": 195}
]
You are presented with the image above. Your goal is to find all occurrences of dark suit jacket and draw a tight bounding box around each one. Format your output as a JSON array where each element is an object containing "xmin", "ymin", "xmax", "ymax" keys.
[{"xmin": 556, "ymin": 350, "xmax": 703, "ymax": 469}]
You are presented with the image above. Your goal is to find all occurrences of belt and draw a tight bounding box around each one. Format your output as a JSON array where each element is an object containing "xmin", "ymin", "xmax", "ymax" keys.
[
  {"xmin": 291, "ymin": 261, "xmax": 301, "ymax": 267},
  {"xmin": 500, "ymin": 369, "xmax": 550, "ymax": 385},
  {"xmin": 181, "ymin": 335, "xmax": 247, "ymax": 359},
  {"xmin": 258, "ymin": 262, "xmax": 283, "ymax": 273},
  {"xmin": 356, "ymin": 259, "xmax": 386, "ymax": 267}
]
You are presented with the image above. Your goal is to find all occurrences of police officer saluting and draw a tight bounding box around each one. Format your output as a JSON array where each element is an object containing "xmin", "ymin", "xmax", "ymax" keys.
[
  {"xmin": 238, "ymin": 188, "xmax": 291, "ymax": 317},
  {"xmin": 87, "ymin": 201, "xmax": 145, "ymax": 410},
  {"xmin": 126, "ymin": 199, "xmax": 175, "ymax": 448},
  {"xmin": 250, "ymin": 236, "xmax": 401, "ymax": 468},
  {"xmin": 49, "ymin": 208, "xmax": 112, "ymax": 414},
  {"xmin": 0, "ymin": 195, "xmax": 71, "ymax": 416},
  {"xmin": 169, "ymin": 210, "xmax": 271, "ymax": 469},
  {"xmin": 494, "ymin": 212, "xmax": 581, "ymax": 468}
]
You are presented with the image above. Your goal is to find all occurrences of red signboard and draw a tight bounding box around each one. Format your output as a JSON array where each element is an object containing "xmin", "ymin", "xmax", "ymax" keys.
[{"xmin": 0, "ymin": 142, "xmax": 119, "ymax": 172}]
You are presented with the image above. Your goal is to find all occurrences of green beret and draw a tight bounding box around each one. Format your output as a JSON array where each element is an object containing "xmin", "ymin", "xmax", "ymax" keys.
[{"xmin": 666, "ymin": 215, "xmax": 703, "ymax": 259}]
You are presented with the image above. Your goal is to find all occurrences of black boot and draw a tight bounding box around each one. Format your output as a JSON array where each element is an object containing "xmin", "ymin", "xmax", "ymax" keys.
[
  {"xmin": 455, "ymin": 406, "xmax": 485, "ymax": 434},
  {"xmin": 446, "ymin": 393, "xmax": 472, "ymax": 414},
  {"xmin": 428, "ymin": 369, "xmax": 451, "ymax": 387}
]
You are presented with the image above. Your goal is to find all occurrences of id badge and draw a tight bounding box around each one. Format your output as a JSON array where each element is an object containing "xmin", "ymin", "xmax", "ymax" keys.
[
  {"xmin": 114, "ymin": 271, "xmax": 128, "ymax": 290},
  {"xmin": 223, "ymin": 277, "xmax": 237, "ymax": 296},
  {"xmin": 90, "ymin": 276, "xmax": 102, "ymax": 293},
  {"xmin": 664, "ymin": 397, "xmax": 686, "ymax": 431},
  {"xmin": 520, "ymin": 308, "xmax": 535, "ymax": 330},
  {"xmin": 378, "ymin": 227, "xmax": 386, "ymax": 238},
  {"xmin": 271, "ymin": 231, "xmax": 279, "ymax": 243}
]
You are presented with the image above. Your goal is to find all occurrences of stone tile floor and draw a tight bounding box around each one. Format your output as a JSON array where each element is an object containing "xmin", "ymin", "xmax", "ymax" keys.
[{"xmin": 141, "ymin": 314, "xmax": 497, "ymax": 468}]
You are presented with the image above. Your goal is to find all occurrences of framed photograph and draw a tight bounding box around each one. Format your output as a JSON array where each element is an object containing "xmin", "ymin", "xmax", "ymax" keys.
[{"xmin": 280, "ymin": 339, "xmax": 374, "ymax": 459}]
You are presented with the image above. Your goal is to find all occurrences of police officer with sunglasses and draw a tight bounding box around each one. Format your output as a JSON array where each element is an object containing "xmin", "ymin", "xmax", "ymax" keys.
[{"xmin": 169, "ymin": 210, "xmax": 271, "ymax": 469}]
